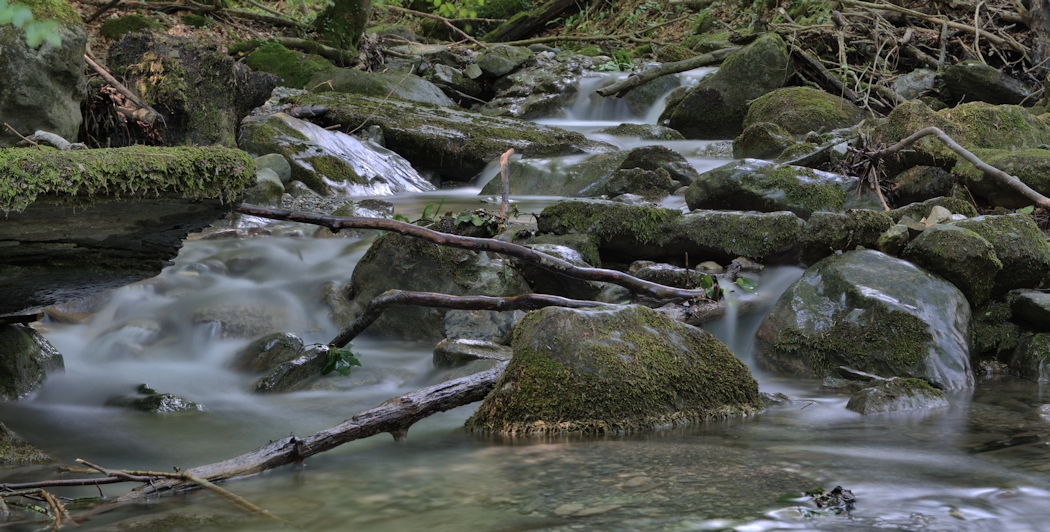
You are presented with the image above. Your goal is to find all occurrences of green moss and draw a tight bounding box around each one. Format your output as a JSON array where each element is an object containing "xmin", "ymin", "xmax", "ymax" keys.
[
  {"xmin": 0, "ymin": 146, "xmax": 255, "ymax": 213},
  {"xmin": 577, "ymin": 45, "xmax": 603, "ymax": 57},
  {"xmin": 971, "ymin": 301, "xmax": 1020, "ymax": 361},
  {"xmin": 656, "ymin": 44, "xmax": 695, "ymax": 63},
  {"xmin": 180, "ymin": 13, "xmax": 208, "ymax": 27},
  {"xmin": 466, "ymin": 305, "xmax": 760, "ymax": 434},
  {"xmin": 775, "ymin": 141, "xmax": 818, "ymax": 162},
  {"xmin": 303, "ymin": 155, "xmax": 364, "ymax": 184},
  {"xmin": 245, "ymin": 42, "xmax": 335, "ymax": 89},
  {"xmin": 953, "ymin": 148, "xmax": 1050, "ymax": 208},
  {"xmin": 475, "ymin": 0, "xmax": 532, "ymax": 20},
  {"xmin": 800, "ymin": 210, "xmax": 894, "ymax": 264},
  {"xmin": 100, "ymin": 14, "xmax": 164, "ymax": 39},
  {"xmin": 538, "ymin": 200, "xmax": 680, "ymax": 245},
  {"xmin": 890, "ymin": 196, "xmax": 978, "ymax": 221},
  {"xmin": 18, "ymin": 0, "xmax": 79, "ymax": 27},
  {"xmin": 773, "ymin": 305, "xmax": 930, "ymax": 378},
  {"xmin": 0, "ymin": 424, "xmax": 49, "ymax": 465},
  {"xmin": 744, "ymin": 87, "xmax": 863, "ymax": 136},
  {"xmin": 902, "ymin": 225, "xmax": 1002, "ymax": 306},
  {"xmin": 751, "ymin": 164, "xmax": 847, "ymax": 212},
  {"xmin": 311, "ymin": 0, "xmax": 368, "ymax": 51}
]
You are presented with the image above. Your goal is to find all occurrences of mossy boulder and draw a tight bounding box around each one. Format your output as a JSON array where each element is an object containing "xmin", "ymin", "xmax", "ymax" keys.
[
  {"xmin": 1008, "ymin": 289, "xmax": 1050, "ymax": 330},
  {"xmin": 662, "ymin": 33, "xmax": 792, "ymax": 139},
  {"xmin": 237, "ymin": 113, "xmax": 434, "ymax": 196},
  {"xmin": 743, "ymin": 87, "xmax": 864, "ymax": 136},
  {"xmin": 244, "ymin": 41, "xmax": 336, "ymax": 89},
  {"xmin": 105, "ymin": 384, "xmax": 202, "ymax": 413},
  {"xmin": 476, "ymin": 43, "xmax": 533, "ymax": 76},
  {"xmin": 0, "ymin": 423, "xmax": 49, "ymax": 464},
  {"xmin": 889, "ymin": 166, "xmax": 957, "ymax": 205},
  {"xmin": 799, "ymin": 210, "xmax": 894, "ymax": 265},
  {"xmin": 100, "ymin": 14, "xmax": 163, "ymax": 40},
  {"xmin": 596, "ymin": 123, "xmax": 684, "ymax": 140},
  {"xmin": 1009, "ymin": 333, "xmax": 1050, "ymax": 383},
  {"xmin": 845, "ymin": 377, "xmax": 949, "ymax": 414},
  {"xmin": 290, "ymin": 92, "xmax": 614, "ymax": 182},
  {"xmin": 311, "ymin": 0, "xmax": 369, "ymax": 51},
  {"xmin": 0, "ymin": 324, "xmax": 64, "ymax": 401},
  {"xmin": 656, "ymin": 44, "xmax": 695, "ymax": 63},
  {"xmin": 0, "ymin": 0, "xmax": 86, "ymax": 147},
  {"xmin": 941, "ymin": 60, "xmax": 1032, "ymax": 105},
  {"xmin": 901, "ymin": 224, "xmax": 1002, "ymax": 307},
  {"xmin": 685, "ymin": 159, "xmax": 883, "ymax": 220},
  {"xmin": 876, "ymin": 223, "xmax": 910, "ymax": 256},
  {"xmin": 952, "ymin": 148, "xmax": 1050, "ymax": 208},
  {"xmin": 754, "ymin": 250, "xmax": 974, "ymax": 389},
  {"xmin": 465, "ymin": 305, "xmax": 760, "ymax": 433},
  {"xmin": 890, "ymin": 196, "xmax": 978, "ymax": 222},
  {"xmin": 733, "ymin": 122, "xmax": 796, "ymax": 160},
  {"xmin": 537, "ymin": 200, "xmax": 803, "ymax": 265},
  {"xmin": 107, "ymin": 32, "xmax": 279, "ymax": 147},
  {"xmin": 479, "ymin": 59, "xmax": 581, "ymax": 119},
  {"xmin": 346, "ymin": 228, "xmax": 532, "ymax": 341},
  {"xmin": 972, "ymin": 301, "xmax": 1022, "ymax": 362},
  {"xmin": 949, "ymin": 214, "xmax": 1050, "ymax": 295},
  {"xmin": 231, "ymin": 332, "xmax": 304, "ymax": 372}
]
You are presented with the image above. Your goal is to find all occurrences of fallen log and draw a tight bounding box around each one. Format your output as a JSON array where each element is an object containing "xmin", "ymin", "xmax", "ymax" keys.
[
  {"xmin": 483, "ymin": 0, "xmax": 578, "ymax": 43},
  {"xmin": 235, "ymin": 204, "xmax": 715, "ymax": 303},
  {"xmin": 117, "ymin": 361, "xmax": 508, "ymax": 500},
  {"xmin": 595, "ymin": 47, "xmax": 739, "ymax": 99}
]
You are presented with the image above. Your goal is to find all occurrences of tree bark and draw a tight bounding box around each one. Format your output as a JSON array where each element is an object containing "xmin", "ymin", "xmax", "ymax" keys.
[{"xmin": 483, "ymin": 0, "xmax": 579, "ymax": 43}]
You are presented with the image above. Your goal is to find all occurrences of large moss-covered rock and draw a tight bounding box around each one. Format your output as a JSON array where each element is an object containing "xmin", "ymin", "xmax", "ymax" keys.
[
  {"xmin": 537, "ymin": 200, "xmax": 803, "ymax": 265},
  {"xmin": 743, "ymin": 87, "xmax": 864, "ymax": 136},
  {"xmin": 799, "ymin": 210, "xmax": 894, "ymax": 265},
  {"xmin": 732, "ymin": 122, "xmax": 796, "ymax": 160},
  {"xmin": 1009, "ymin": 333, "xmax": 1050, "ymax": 383},
  {"xmin": 952, "ymin": 148, "xmax": 1050, "ymax": 208},
  {"xmin": 845, "ymin": 377, "xmax": 949, "ymax": 414},
  {"xmin": 889, "ymin": 166, "xmax": 957, "ymax": 205},
  {"xmin": 0, "ymin": 0, "xmax": 86, "ymax": 148},
  {"xmin": 941, "ymin": 60, "xmax": 1032, "ymax": 105},
  {"xmin": 972, "ymin": 301, "xmax": 1022, "ymax": 362},
  {"xmin": 0, "ymin": 146, "xmax": 254, "ymax": 315},
  {"xmin": 237, "ymin": 113, "xmax": 434, "ymax": 196},
  {"xmin": 1008, "ymin": 289, "xmax": 1050, "ymax": 329},
  {"xmin": 0, "ymin": 324, "xmax": 64, "ymax": 401},
  {"xmin": 949, "ymin": 214, "xmax": 1050, "ymax": 295},
  {"xmin": 107, "ymin": 32, "xmax": 278, "ymax": 147},
  {"xmin": 902, "ymin": 224, "xmax": 1002, "ymax": 307},
  {"xmin": 290, "ymin": 92, "xmax": 615, "ymax": 182},
  {"xmin": 755, "ymin": 250, "xmax": 973, "ymax": 389},
  {"xmin": 662, "ymin": 34, "xmax": 791, "ymax": 139},
  {"xmin": 465, "ymin": 305, "xmax": 760, "ymax": 433},
  {"xmin": 346, "ymin": 229, "xmax": 532, "ymax": 341},
  {"xmin": 685, "ymin": 159, "xmax": 883, "ymax": 220},
  {"xmin": 476, "ymin": 43, "xmax": 533, "ymax": 76},
  {"xmin": 0, "ymin": 423, "xmax": 49, "ymax": 464}
]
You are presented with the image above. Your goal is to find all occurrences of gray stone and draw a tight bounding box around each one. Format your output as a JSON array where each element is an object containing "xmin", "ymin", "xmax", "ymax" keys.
[
  {"xmin": 253, "ymin": 347, "xmax": 327, "ymax": 392},
  {"xmin": 464, "ymin": 64, "xmax": 483, "ymax": 79},
  {"xmin": 433, "ymin": 339, "xmax": 512, "ymax": 368},
  {"xmin": 388, "ymin": 43, "xmax": 458, "ymax": 67},
  {"xmin": 254, "ymin": 153, "xmax": 292, "ymax": 184},
  {"xmin": 444, "ymin": 309, "xmax": 524, "ymax": 345},
  {"xmin": 1009, "ymin": 333, "xmax": 1050, "ymax": 383},
  {"xmin": 241, "ymin": 168, "xmax": 285, "ymax": 206},
  {"xmin": 0, "ymin": 24, "xmax": 86, "ymax": 147},
  {"xmin": 424, "ymin": 63, "xmax": 482, "ymax": 97},
  {"xmin": 891, "ymin": 196, "xmax": 978, "ymax": 222},
  {"xmin": 595, "ymin": 123, "xmax": 684, "ymax": 140},
  {"xmin": 476, "ymin": 44, "xmax": 533, "ymax": 76},
  {"xmin": 876, "ymin": 223, "xmax": 910, "ymax": 256},
  {"xmin": 511, "ymin": 243, "xmax": 606, "ymax": 301},
  {"xmin": 105, "ymin": 384, "xmax": 203, "ymax": 413},
  {"xmin": 800, "ymin": 210, "xmax": 895, "ymax": 265},
  {"xmin": 755, "ymin": 250, "xmax": 974, "ymax": 390},
  {"xmin": 890, "ymin": 166, "xmax": 957, "ymax": 205},
  {"xmin": 949, "ymin": 214, "xmax": 1050, "ymax": 295},
  {"xmin": 733, "ymin": 122, "xmax": 797, "ymax": 160},
  {"xmin": 479, "ymin": 57, "xmax": 581, "ymax": 119},
  {"xmin": 623, "ymin": 74, "xmax": 680, "ymax": 117},
  {"xmin": 846, "ymin": 378, "xmax": 950, "ymax": 414},
  {"xmin": 0, "ymin": 324, "xmax": 64, "ymax": 401},
  {"xmin": 232, "ymin": 332, "xmax": 304, "ymax": 372},
  {"xmin": 1008, "ymin": 289, "xmax": 1050, "ymax": 329},
  {"xmin": 893, "ymin": 69, "xmax": 936, "ymax": 100},
  {"xmin": 634, "ymin": 263, "xmax": 706, "ymax": 289},
  {"xmin": 942, "ymin": 60, "xmax": 1031, "ymax": 105},
  {"xmin": 901, "ymin": 224, "xmax": 1002, "ymax": 306}
]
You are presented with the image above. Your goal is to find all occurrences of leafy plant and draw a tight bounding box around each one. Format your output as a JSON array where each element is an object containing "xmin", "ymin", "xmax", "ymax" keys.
[
  {"xmin": 430, "ymin": 0, "xmax": 484, "ymax": 18},
  {"xmin": 453, "ymin": 208, "xmax": 502, "ymax": 236},
  {"xmin": 1017, "ymin": 205, "xmax": 1035, "ymax": 215},
  {"xmin": 735, "ymin": 277, "xmax": 757, "ymax": 293},
  {"xmin": 418, "ymin": 198, "xmax": 445, "ymax": 225},
  {"xmin": 0, "ymin": 0, "xmax": 62, "ymax": 48},
  {"xmin": 697, "ymin": 273, "xmax": 722, "ymax": 300},
  {"xmin": 322, "ymin": 345, "xmax": 362, "ymax": 376}
]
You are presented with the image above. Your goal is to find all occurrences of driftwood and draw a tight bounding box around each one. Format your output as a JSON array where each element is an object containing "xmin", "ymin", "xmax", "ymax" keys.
[
  {"xmin": 483, "ymin": 0, "xmax": 578, "ymax": 43},
  {"xmin": 595, "ymin": 46, "xmax": 739, "ymax": 99},
  {"xmin": 117, "ymin": 361, "xmax": 508, "ymax": 500},
  {"xmin": 329, "ymin": 290, "xmax": 604, "ymax": 348},
  {"xmin": 235, "ymin": 204, "xmax": 714, "ymax": 303},
  {"xmin": 873, "ymin": 127, "xmax": 1050, "ymax": 209},
  {"xmin": 498, "ymin": 148, "xmax": 513, "ymax": 220}
]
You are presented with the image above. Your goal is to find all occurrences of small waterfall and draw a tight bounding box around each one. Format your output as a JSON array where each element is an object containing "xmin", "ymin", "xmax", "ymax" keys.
[{"xmin": 702, "ymin": 266, "xmax": 803, "ymax": 363}]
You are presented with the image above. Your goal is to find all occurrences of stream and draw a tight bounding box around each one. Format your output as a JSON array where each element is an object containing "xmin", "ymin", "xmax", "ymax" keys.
[{"xmin": 2, "ymin": 72, "xmax": 1050, "ymax": 531}]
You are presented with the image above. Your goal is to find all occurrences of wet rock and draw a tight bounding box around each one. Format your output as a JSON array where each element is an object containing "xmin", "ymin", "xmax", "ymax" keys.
[
  {"xmin": 444, "ymin": 309, "xmax": 523, "ymax": 345},
  {"xmin": 433, "ymin": 339, "xmax": 512, "ymax": 368},
  {"xmin": 596, "ymin": 123, "xmax": 684, "ymax": 140},
  {"xmin": 0, "ymin": 422, "xmax": 49, "ymax": 464},
  {"xmin": 1008, "ymin": 290, "xmax": 1050, "ymax": 330},
  {"xmin": 253, "ymin": 347, "xmax": 327, "ymax": 393},
  {"xmin": 537, "ymin": 200, "xmax": 803, "ymax": 265},
  {"xmin": 0, "ymin": 324, "xmax": 64, "ymax": 401},
  {"xmin": 107, "ymin": 32, "xmax": 278, "ymax": 147},
  {"xmin": 972, "ymin": 301, "xmax": 1023, "ymax": 362},
  {"xmin": 242, "ymin": 168, "xmax": 285, "ymax": 206},
  {"xmin": 476, "ymin": 44, "xmax": 533, "ymax": 76},
  {"xmin": 480, "ymin": 55, "xmax": 580, "ymax": 119},
  {"xmin": 890, "ymin": 196, "xmax": 978, "ymax": 222},
  {"xmin": 465, "ymin": 305, "xmax": 760, "ymax": 433},
  {"xmin": 876, "ymin": 223, "xmax": 910, "ymax": 256},
  {"xmin": 889, "ymin": 166, "xmax": 957, "ymax": 205},
  {"xmin": 106, "ymin": 384, "xmax": 203, "ymax": 413},
  {"xmin": 254, "ymin": 153, "xmax": 292, "ymax": 184},
  {"xmin": 0, "ymin": 6, "xmax": 85, "ymax": 148},
  {"xmin": 424, "ymin": 63, "xmax": 482, "ymax": 98},
  {"xmin": 893, "ymin": 68, "xmax": 936, "ymax": 100},
  {"xmin": 952, "ymin": 148, "xmax": 1050, "ymax": 208},
  {"xmin": 510, "ymin": 243, "xmax": 605, "ymax": 301},
  {"xmin": 902, "ymin": 225, "xmax": 1002, "ymax": 306},
  {"xmin": 1009, "ymin": 333, "xmax": 1050, "ymax": 383},
  {"xmin": 800, "ymin": 210, "xmax": 894, "ymax": 265},
  {"xmin": 633, "ymin": 263, "xmax": 706, "ymax": 288},
  {"xmin": 291, "ymin": 92, "xmax": 614, "ymax": 182},
  {"xmin": 623, "ymin": 74, "xmax": 680, "ymax": 117},
  {"xmin": 846, "ymin": 377, "xmax": 950, "ymax": 414},
  {"xmin": 733, "ymin": 122, "xmax": 797, "ymax": 160},
  {"xmin": 43, "ymin": 291, "xmax": 112, "ymax": 324},
  {"xmin": 686, "ymin": 159, "xmax": 883, "ymax": 220},
  {"xmin": 232, "ymin": 332, "xmax": 304, "ymax": 372},
  {"xmin": 941, "ymin": 60, "xmax": 1031, "ymax": 105},
  {"xmin": 517, "ymin": 233, "xmax": 601, "ymax": 267},
  {"xmin": 755, "ymin": 250, "xmax": 974, "ymax": 390},
  {"xmin": 949, "ymin": 214, "xmax": 1050, "ymax": 295},
  {"xmin": 662, "ymin": 33, "xmax": 792, "ymax": 139},
  {"xmin": 238, "ymin": 113, "xmax": 435, "ymax": 196},
  {"xmin": 191, "ymin": 292, "xmax": 302, "ymax": 339},
  {"xmin": 743, "ymin": 87, "xmax": 864, "ymax": 136}
]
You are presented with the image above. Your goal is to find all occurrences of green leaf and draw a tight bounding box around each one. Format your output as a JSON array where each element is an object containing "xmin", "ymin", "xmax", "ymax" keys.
[
  {"xmin": 698, "ymin": 273, "xmax": 713, "ymax": 290},
  {"xmin": 322, "ymin": 346, "xmax": 362, "ymax": 376},
  {"xmin": 1017, "ymin": 205, "xmax": 1035, "ymax": 215},
  {"xmin": 471, "ymin": 214, "xmax": 484, "ymax": 226},
  {"xmin": 735, "ymin": 277, "xmax": 757, "ymax": 293}
]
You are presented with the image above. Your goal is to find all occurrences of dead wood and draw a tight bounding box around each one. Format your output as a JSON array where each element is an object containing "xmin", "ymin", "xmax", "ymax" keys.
[
  {"xmin": 498, "ymin": 148, "xmax": 513, "ymax": 220},
  {"xmin": 79, "ymin": 0, "xmax": 306, "ymax": 27},
  {"xmin": 329, "ymin": 290, "xmax": 605, "ymax": 348},
  {"xmin": 382, "ymin": 5, "xmax": 486, "ymax": 48},
  {"xmin": 872, "ymin": 127, "xmax": 1050, "ymax": 208},
  {"xmin": 83, "ymin": 54, "xmax": 163, "ymax": 126},
  {"xmin": 235, "ymin": 204, "xmax": 715, "ymax": 303},
  {"xmin": 116, "ymin": 361, "xmax": 508, "ymax": 501},
  {"xmin": 483, "ymin": 0, "xmax": 579, "ymax": 43},
  {"xmin": 595, "ymin": 47, "xmax": 740, "ymax": 99},
  {"xmin": 229, "ymin": 37, "xmax": 356, "ymax": 66}
]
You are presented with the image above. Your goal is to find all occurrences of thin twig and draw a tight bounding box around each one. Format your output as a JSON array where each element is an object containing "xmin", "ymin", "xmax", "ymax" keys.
[
  {"xmin": 3, "ymin": 123, "xmax": 37, "ymax": 147},
  {"xmin": 382, "ymin": 5, "xmax": 486, "ymax": 48},
  {"xmin": 499, "ymin": 148, "xmax": 513, "ymax": 220}
]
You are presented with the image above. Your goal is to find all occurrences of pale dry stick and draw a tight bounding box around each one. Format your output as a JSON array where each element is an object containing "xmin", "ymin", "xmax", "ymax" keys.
[
  {"xmin": 974, "ymin": 1, "xmax": 985, "ymax": 64},
  {"xmin": 83, "ymin": 54, "xmax": 163, "ymax": 125},
  {"xmin": 382, "ymin": 5, "xmax": 486, "ymax": 48},
  {"xmin": 939, "ymin": 21, "xmax": 948, "ymax": 70},
  {"xmin": 875, "ymin": 127, "xmax": 1050, "ymax": 208},
  {"xmin": 37, "ymin": 490, "xmax": 76, "ymax": 528},
  {"xmin": 498, "ymin": 148, "xmax": 513, "ymax": 220},
  {"xmin": 3, "ymin": 123, "xmax": 37, "ymax": 147}
]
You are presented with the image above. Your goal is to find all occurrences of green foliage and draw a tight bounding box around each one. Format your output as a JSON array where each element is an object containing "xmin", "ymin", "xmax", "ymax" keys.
[
  {"xmin": 0, "ymin": 0, "xmax": 61, "ymax": 47},
  {"xmin": 1017, "ymin": 205, "xmax": 1035, "ymax": 215},
  {"xmin": 181, "ymin": 13, "xmax": 208, "ymax": 27},
  {"xmin": 698, "ymin": 273, "xmax": 722, "ymax": 300},
  {"xmin": 429, "ymin": 0, "xmax": 484, "ymax": 18},
  {"xmin": 100, "ymin": 14, "xmax": 164, "ymax": 40},
  {"xmin": 418, "ymin": 197, "xmax": 444, "ymax": 224},
  {"xmin": 322, "ymin": 345, "xmax": 362, "ymax": 376},
  {"xmin": 734, "ymin": 276, "xmax": 757, "ymax": 293},
  {"xmin": 596, "ymin": 51, "xmax": 633, "ymax": 72},
  {"xmin": 452, "ymin": 208, "xmax": 501, "ymax": 236}
]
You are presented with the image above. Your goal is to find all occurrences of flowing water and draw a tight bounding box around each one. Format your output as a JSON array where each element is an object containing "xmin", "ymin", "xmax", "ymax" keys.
[{"xmin": 2, "ymin": 73, "xmax": 1050, "ymax": 531}]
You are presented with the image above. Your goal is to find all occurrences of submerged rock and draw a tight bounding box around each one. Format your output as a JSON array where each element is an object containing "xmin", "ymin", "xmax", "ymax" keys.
[
  {"xmin": 105, "ymin": 384, "xmax": 203, "ymax": 413},
  {"xmin": 0, "ymin": 423, "xmax": 50, "ymax": 464},
  {"xmin": 239, "ymin": 113, "xmax": 434, "ymax": 196},
  {"xmin": 755, "ymin": 250, "xmax": 973, "ymax": 390},
  {"xmin": 253, "ymin": 347, "xmax": 327, "ymax": 393},
  {"xmin": 846, "ymin": 377, "xmax": 950, "ymax": 414},
  {"xmin": 465, "ymin": 305, "xmax": 760, "ymax": 433},
  {"xmin": 0, "ymin": 324, "xmax": 64, "ymax": 401},
  {"xmin": 232, "ymin": 332, "xmax": 304, "ymax": 372}
]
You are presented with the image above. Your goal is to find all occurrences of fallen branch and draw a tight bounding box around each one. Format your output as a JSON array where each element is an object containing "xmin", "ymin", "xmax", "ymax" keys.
[
  {"xmin": 79, "ymin": 0, "xmax": 306, "ymax": 27},
  {"xmin": 84, "ymin": 0, "xmax": 121, "ymax": 23},
  {"xmin": 228, "ymin": 37, "xmax": 356, "ymax": 66},
  {"xmin": 382, "ymin": 4, "xmax": 486, "ymax": 48},
  {"xmin": 117, "ymin": 361, "xmax": 508, "ymax": 501},
  {"xmin": 499, "ymin": 148, "xmax": 513, "ymax": 220},
  {"xmin": 235, "ymin": 204, "xmax": 714, "ymax": 303},
  {"xmin": 330, "ymin": 290, "xmax": 604, "ymax": 348},
  {"xmin": 873, "ymin": 127, "xmax": 1050, "ymax": 208},
  {"xmin": 595, "ymin": 47, "xmax": 740, "ymax": 98},
  {"xmin": 83, "ymin": 54, "xmax": 164, "ymax": 126}
]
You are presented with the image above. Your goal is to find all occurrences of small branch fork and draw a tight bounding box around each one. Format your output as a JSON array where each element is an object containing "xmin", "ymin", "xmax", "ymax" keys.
[{"xmin": 235, "ymin": 204, "xmax": 714, "ymax": 303}]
